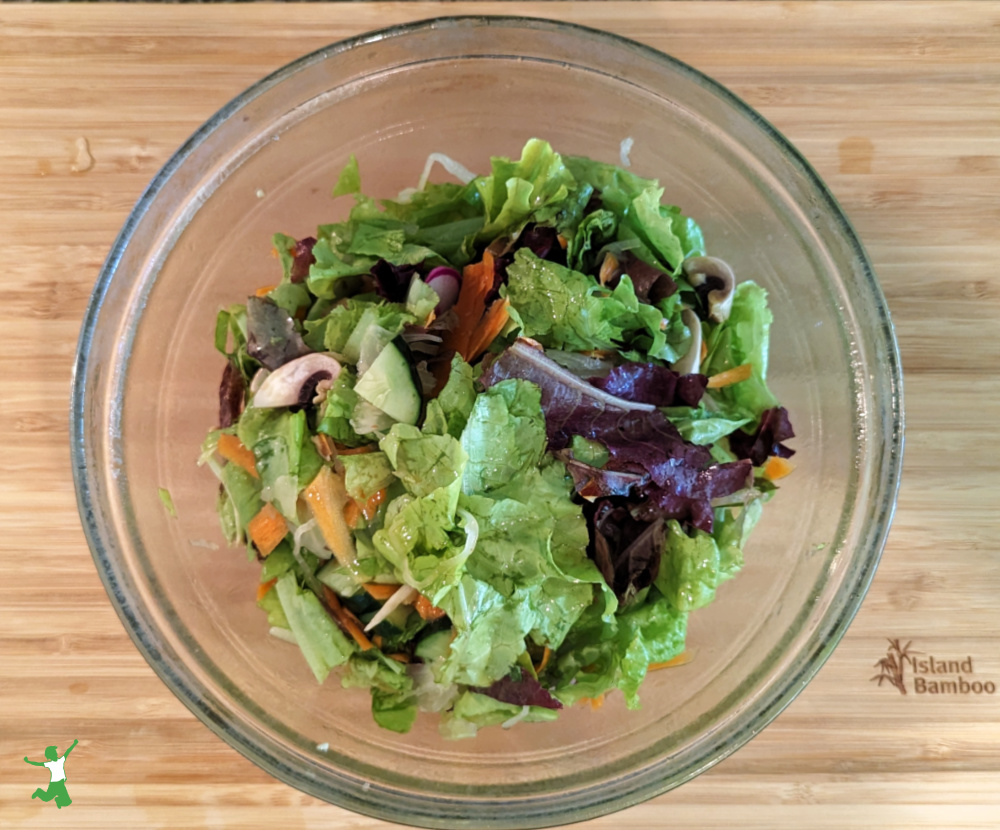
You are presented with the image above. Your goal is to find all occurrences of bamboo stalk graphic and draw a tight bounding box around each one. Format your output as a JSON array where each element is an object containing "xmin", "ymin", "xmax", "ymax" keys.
[{"xmin": 870, "ymin": 639, "xmax": 917, "ymax": 694}]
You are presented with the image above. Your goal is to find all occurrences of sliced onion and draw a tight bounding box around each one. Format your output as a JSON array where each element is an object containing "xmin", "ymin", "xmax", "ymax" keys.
[
  {"xmin": 363, "ymin": 584, "xmax": 418, "ymax": 632},
  {"xmin": 425, "ymin": 267, "xmax": 461, "ymax": 314}
]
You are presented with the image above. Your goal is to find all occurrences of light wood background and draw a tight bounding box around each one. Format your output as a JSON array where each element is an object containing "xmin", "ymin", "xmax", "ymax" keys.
[{"xmin": 2, "ymin": 3, "xmax": 999, "ymax": 828}]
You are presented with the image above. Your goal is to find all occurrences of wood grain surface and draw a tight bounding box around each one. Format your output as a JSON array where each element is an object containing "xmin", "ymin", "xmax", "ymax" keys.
[{"xmin": 1, "ymin": 3, "xmax": 999, "ymax": 828}]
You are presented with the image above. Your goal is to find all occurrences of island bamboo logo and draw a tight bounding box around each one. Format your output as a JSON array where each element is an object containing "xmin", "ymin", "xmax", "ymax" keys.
[{"xmin": 871, "ymin": 639, "xmax": 996, "ymax": 696}]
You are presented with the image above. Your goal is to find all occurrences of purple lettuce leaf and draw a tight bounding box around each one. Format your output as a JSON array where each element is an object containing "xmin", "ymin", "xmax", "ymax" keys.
[
  {"xmin": 480, "ymin": 341, "xmax": 655, "ymax": 448},
  {"xmin": 590, "ymin": 362, "xmax": 708, "ymax": 408},
  {"xmin": 477, "ymin": 673, "xmax": 563, "ymax": 710},
  {"xmin": 218, "ymin": 362, "xmax": 245, "ymax": 429},
  {"xmin": 371, "ymin": 259, "xmax": 420, "ymax": 304},
  {"xmin": 728, "ymin": 406, "xmax": 796, "ymax": 467},
  {"xmin": 604, "ymin": 251, "xmax": 677, "ymax": 303},
  {"xmin": 589, "ymin": 501, "xmax": 665, "ymax": 603},
  {"xmin": 289, "ymin": 236, "xmax": 317, "ymax": 284},
  {"xmin": 245, "ymin": 296, "xmax": 311, "ymax": 371}
]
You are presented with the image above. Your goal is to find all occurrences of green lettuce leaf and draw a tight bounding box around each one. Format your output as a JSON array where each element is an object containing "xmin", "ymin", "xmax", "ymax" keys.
[
  {"xmin": 340, "ymin": 451, "xmax": 395, "ymax": 501},
  {"xmin": 332, "ymin": 154, "xmax": 361, "ymax": 198},
  {"xmin": 549, "ymin": 589, "xmax": 687, "ymax": 709},
  {"xmin": 423, "ymin": 356, "xmax": 477, "ymax": 439},
  {"xmin": 305, "ymin": 236, "xmax": 376, "ymax": 300},
  {"xmin": 315, "ymin": 369, "xmax": 365, "ymax": 447},
  {"xmin": 439, "ymin": 690, "xmax": 559, "ymax": 739},
  {"xmin": 304, "ymin": 298, "xmax": 413, "ymax": 364},
  {"xmin": 236, "ymin": 408, "xmax": 323, "ymax": 522},
  {"xmin": 460, "ymin": 378, "xmax": 546, "ymax": 495},
  {"xmin": 662, "ymin": 406, "xmax": 752, "ymax": 446},
  {"xmin": 504, "ymin": 250, "xmax": 679, "ymax": 361},
  {"xmin": 476, "ymin": 138, "xmax": 576, "ymax": 241},
  {"xmin": 703, "ymin": 281, "xmax": 780, "ymax": 420},
  {"xmin": 275, "ymin": 573, "xmax": 355, "ymax": 683},
  {"xmin": 654, "ymin": 501, "xmax": 766, "ymax": 614},
  {"xmin": 381, "ymin": 423, "xmax": 468, "ymax": 500},
  {"xmin": 218, "ymin": 462, "xmax": 262, "ymax": 548},
  {"xmin": 341, "ymin": 653, "xmax": 417, "ymax": 734}
]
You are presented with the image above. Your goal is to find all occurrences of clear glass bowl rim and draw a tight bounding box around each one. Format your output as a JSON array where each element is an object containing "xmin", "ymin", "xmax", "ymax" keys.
[{"xmin": 71, "ymin": 15, "xmax": 904, "ymax": 829}]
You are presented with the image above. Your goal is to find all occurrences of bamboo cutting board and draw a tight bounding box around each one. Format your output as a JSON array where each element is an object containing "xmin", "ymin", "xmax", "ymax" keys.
[{"xmin": 2, "ymin": 3, "xmax": 999, "ymax": 828}]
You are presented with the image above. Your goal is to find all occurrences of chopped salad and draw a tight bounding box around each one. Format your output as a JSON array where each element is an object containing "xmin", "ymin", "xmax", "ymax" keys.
[{"xmin": 201, "ymin": 139, "xmax": 795, "ymax": 738}]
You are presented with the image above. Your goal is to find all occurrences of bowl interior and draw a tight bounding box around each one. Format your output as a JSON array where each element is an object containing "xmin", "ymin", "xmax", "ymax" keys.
[{"xmin": 75, "ymin": 17, "xmax": 901, "ymax": 829}]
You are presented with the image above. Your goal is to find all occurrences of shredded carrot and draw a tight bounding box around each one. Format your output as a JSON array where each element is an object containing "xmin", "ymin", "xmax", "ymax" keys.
[
  {"xmin": 256, "ymin": 577, "xmax": 277, "ymax": 602},
  {"xmin": 579, "ymin": 694, "xmax": 605, "ymax": 710},
  {"xmin": 556, "ymin": 234, "xmax": 568, "ymax": 250},
  {"xmin": 649, "ymin": 651, "xmax": 694, "ymax": 671},
  {"xmin": 302, "ymin": 467, "xmax": 356, "ymax": 567},
  {"xmin": 247, "ymin": 503, "xmax": 288, "ymax": 557},
  {"xmin": 361, "ymin": 489, "xmax": 387, "ymax": 522},
  {"xmin": 763, "ymin": 456, "xmax": 795, "ymax": 481},
  {"xmin": 706, "ymin": 363, "xmax": 753, "ymax": 389},
  {"xmin": 334, "ymin": 443, "xmax": 376, "ymax": 456},
  {"xmin": 363, "ymin": 582, "xmax": 403, "ymax": 601},
  {"xmin": 217, "ymin": 433, "xmax": 258, "ymax": 478},
  {"xmin": 700, "ymin": 339, "xmax": 709, "ymax": 363},
  {"xmin": 255, "ymin": 284, "xmax": 277, "ymax": 297},
  {"xmin": 534, "ymin": 646, "xmax": 552, "ymax": 675},
  {"xmin": 269, "ymin": 247, "xmax": 280, "ymax": 259},
  {"xmin": 466, "ymin": 298, "xmax": 510, "ymax": 362},
  {"xmin": 313, "ymin": 433, "xmax": 336, "ymax": 461},
  {"xmin": 343, "ymin": 499, "xmax": 361, "ymax": 529},
  {"xmin": 372, "ymin": 634, "xmax": 384, "ymax": 649},
  {"xmin": 387, "ymin": 653, "xmax": 411, "ymax": 664},
  {"xmin": 321, "ymin": 586, "xmax": 374, "ymax": 651},
  {"xmin": 415, "ymin": 594, "xmax": 446, "ymax": 621}
]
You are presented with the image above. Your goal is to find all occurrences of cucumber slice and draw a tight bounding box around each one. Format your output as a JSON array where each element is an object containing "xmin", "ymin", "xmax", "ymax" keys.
[
  {"xmin": 415, "ymin": 629, "xmax": 453, "ymax": 662},
  {"xmin": 354, "ymin": 341, "xmax": 421, "ymax": 425}
]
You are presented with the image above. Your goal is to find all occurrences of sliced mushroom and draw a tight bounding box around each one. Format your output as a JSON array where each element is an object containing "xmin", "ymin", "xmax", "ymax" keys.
[
  {"xmin": 670, "ymin": 308, "xmax": 703, "ymax": 376},
  {"xmin": 252, "ymin": 353, "xmax": 342, "ymax": 409},
  {"xmin": 682, "ymin": 256, "xmax": 736, "ymax": 323}
]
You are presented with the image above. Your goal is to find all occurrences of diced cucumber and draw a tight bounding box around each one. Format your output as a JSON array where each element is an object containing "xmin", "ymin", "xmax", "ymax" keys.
[
  {"xmin": 415, "ymin": 629, "xmax": 453, "ymax": 662},
  {"xmin": 354, "ymin": 341, "xmax": 421, "ymax": 425}
]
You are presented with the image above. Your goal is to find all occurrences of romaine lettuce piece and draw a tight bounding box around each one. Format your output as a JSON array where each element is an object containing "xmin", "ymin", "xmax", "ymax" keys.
[{"xmin": 275, "ymin": 573, "xmax": 354, "ymax": 683}]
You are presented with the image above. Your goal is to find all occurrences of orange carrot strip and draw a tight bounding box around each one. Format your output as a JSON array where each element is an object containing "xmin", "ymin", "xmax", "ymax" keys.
[
  {"xmin": 372, "ymin": 634, "xmax": 384, "ymax": 649},
  {"xmin": 321, "ymin": 586, "xmax": 374, "ymax": 651},
  {"xmin": 343, "ymin": 499, "xmax": 361, "ymax": 529},
  {"xmin": 534, "ymin": 646, "xmax": 552, "ymax": 675},
  {"xmin": 302, "ymin": 467, "xmax": 356, "ymax": 567},
  {"xmin": 443, "ymin": 250, "xmax": 495, "ymax": 360},
  {"xmin": 217, "ymin": 433, "xmax": 258, "ymax": 478},
  {"xmin": 700, "ymin": 339, "xmax": 708, "ymax": 363},
  {"xmin": 648, "ymin": 651, "xmax": 694, "ymax": 671},
  {"xmin": 362, "ymin": 489, "xmax": 387, "ymax": 522},
  {"xmin": 763, "ymin": 456, "xmax": 795, "ymax": 481},
  {"xmin": 415, "ymin": 594, "xmax": 446, "ymax": 621},
  {"xmin": 706, "ymin": 363, "xmax": 753, "ymax": 389},
  {"xmin": 247, "ymin": 503, "xmax": 288, "ymax": 557},
  {"xmin": 466, "ymin": 298, "xmax": 510, "ymax": 362},
  {"xmin": 255, "ymin": 284, "xmax": 277, "ymax": 297},
  {"xmin": 579, "ymin": 694, "xmax": 605, "ymax": 710},
  {"xmin": 256, "ymin": 577, "xmax": 277, "ymax": 602},
  {"xmin": 363, "ymin": 582, "xmax": 403, "ymax": 601},
  {"xmin": 387, "ymin": 653, "xmax": 411, "ymax": 664}
]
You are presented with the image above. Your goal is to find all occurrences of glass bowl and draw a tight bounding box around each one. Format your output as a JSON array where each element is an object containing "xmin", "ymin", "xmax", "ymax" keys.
[{"xmin": 71, "ymin": 16, "xmax": 903, "ymax": 829}]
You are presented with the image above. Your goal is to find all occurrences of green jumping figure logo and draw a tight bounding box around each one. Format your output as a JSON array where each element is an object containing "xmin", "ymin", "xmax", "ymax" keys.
[{"xmin": 24, "ymin": 739, "xmax": 78, "ymax": 808}]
